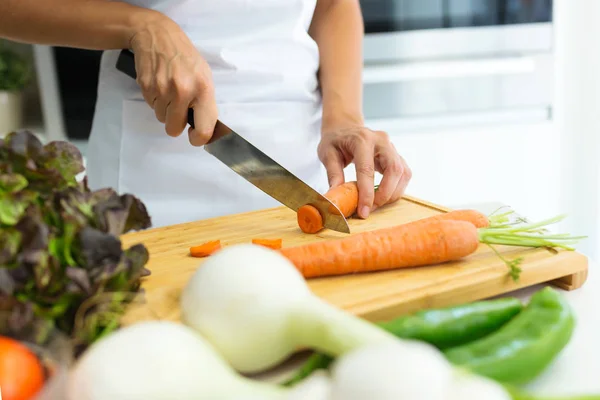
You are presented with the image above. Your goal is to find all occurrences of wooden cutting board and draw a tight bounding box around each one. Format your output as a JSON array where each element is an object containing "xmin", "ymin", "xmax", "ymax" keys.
[{"xmin": 120, "ymin": 195, "xmax": 589, "ymax": 326}]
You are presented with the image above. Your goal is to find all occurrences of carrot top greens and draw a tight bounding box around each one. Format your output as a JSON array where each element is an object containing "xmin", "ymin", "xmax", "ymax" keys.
[{"xmin": 479, "ymin": 208, "xmax": 586, "ymax": 281}]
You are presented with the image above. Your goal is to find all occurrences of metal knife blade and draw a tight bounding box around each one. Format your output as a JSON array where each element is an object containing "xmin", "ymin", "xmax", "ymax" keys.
[
  {"xmin": 115, "ymin": 49, "xmax": 350, "ymax": 233},
  {"xmin": 205, "ymin": 121, "xmax": 350, "ymax": 233}
]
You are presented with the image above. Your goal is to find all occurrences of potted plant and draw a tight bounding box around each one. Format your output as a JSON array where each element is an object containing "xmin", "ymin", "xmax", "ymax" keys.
[{"xmin": 0, "ymin": 41, "xmax": 33, "ymax": 135}]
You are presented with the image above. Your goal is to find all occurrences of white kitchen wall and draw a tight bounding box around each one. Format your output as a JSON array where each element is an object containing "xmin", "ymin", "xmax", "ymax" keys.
[
  {"xmin": 343, "ymin": 119, "xmax": 561, "ymax": 224},
  {"xmin": 553, "ymin": 0, "xmax": 600, "ymax": 261}
]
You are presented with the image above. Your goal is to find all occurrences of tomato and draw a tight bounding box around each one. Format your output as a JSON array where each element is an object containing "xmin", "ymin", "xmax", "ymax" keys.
[{"xmin": 0, "ymin": 336, "xmax": 46, "ymax": 400}]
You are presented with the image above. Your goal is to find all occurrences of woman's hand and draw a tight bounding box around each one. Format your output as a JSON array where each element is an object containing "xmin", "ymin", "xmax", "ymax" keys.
[
  {"xmin": 317, "ymin": 123, "xmax": 412, "ymax": 219},
  {"xmin": 129, "ymin": 16, "xmax": 217, "ymax": 146}
]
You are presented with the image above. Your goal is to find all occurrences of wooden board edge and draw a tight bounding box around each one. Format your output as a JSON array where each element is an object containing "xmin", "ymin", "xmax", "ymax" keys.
[
  {"xmin": 350, "ymin": 250, "xmax": 590, "ymax": 322},
  {"xmin": 550, "ymin": 254, "xmax": 589, "ymax": 290},
  {"xmin": 402, "ymin": 194, "xmax": 454, "ymax": 213}
]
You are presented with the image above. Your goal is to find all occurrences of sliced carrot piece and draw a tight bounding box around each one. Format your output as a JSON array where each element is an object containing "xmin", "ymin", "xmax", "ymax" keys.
[
  {"xmin": 298, "ymin": 181, "xmax": 359, "ymax": 234},
  {"xmin": 297, "ymin": 205, "xmax": 324, "ymax": 234},
  {"xmin": 190, "ymin": 240, "xmax": 222, "ymax": 257},
  {"xmin": 252, "ymin": 238, "xmax": 283, "ymax": 250}
]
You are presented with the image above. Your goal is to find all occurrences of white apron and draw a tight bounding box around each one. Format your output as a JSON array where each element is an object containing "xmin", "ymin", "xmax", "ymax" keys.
[{"xmin": 85, "ymin": 0, "xmax": 328, "ymax": 228}]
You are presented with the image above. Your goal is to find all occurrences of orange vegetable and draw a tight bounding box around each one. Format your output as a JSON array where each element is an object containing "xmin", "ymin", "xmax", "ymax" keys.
[
  {"xmin": 421, "ymin": 209, "xmax": 490, "ymax": 229},
  {"xmin": 280, "ymin": 218, "xmax": 479, "ymax": 279},
  {"xmin": 0, "ymin": 336, "xmax": 46, "ymax": 400},
  {"xmin": 297, "ymin": 182, "xmax": 359, "ymax": 233},
  {"xmin": 190, "ymin": 240, "xmax": 222, "ymax": 257},
  {"xmin": 252, "ymin": 238, "xmax": 283, "ymax": 250}
]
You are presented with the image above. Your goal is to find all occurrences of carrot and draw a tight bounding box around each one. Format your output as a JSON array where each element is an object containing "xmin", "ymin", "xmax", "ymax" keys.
[
  {"xmin": 298, "ymin": 184, "xmax": 489, "ymax": 234},
  {"xmin": 297, "ymin": 181, "xmax": 359, "ymax": 233},
  {"xmin": 280, "ymin": 218, "xmax": 480, "ymax": 279},
  {"xmin": 190, "ymin": 240, "xmax": 222, "ymax": 257},
  {"xmin": 282, "ymin": 211, "xmax": 584, "ymax": 281},
  {"xmin": 252, "ymin": 238, "xmax": 283, "ymax": 250},
  {"xmin": 420, "ymin": 209, "xmax": 490, "ymax": 229}
]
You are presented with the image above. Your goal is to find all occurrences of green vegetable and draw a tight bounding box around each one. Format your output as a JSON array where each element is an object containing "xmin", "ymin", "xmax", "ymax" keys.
[
  {"xmin": 0, "ymin": 130, "xmax": 153, "ymax": 356},
  {"xmin": 444, "ymin": 287, "xmax": 575, "ymax": 385},
  {"xmin": 283, "ymin": 297, "xmax": 524, "ymax": 386},
  {"xmin": 378, "ymin": 297, "xmax": 524, "ymax": 349},
  {"xmin": 505, "ymin": 385, "xmax": 600, "ymax": 400}
]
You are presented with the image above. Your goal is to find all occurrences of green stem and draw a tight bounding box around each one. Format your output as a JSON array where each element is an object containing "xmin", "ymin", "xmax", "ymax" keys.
[
  {"xmin": 479, "ymin": 234, "xmax": 577, "ymax": 251},
  {"xmin": 483, "ymin": 215, "xmax": 567, "ymax": 235},
  {"xmin": 289, "ymin": 298, "xmax": 396, "ymax": 357},
  {"xmin": 486, "ymin": 243, "xmax": 523, "ymax": 281},
  {"xmin": 475, "ymin": 213, "xmax": 586, "ymax": 280},
  {"xmin": 505, "ymin": 385, "xmax": 600, "ymax": 400}
]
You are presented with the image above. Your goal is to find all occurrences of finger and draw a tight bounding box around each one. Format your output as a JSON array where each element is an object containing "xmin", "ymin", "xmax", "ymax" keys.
[
  {"xmin": 141, "ymin": 85, "xmax": 157, "ymax": 110},
  {"xmin": 321, "ymin": 148, "xmax": 345, "ymax": 188},
  {"xmin": 373, "ymin": 153, "xmax": 404, "ymax": 210},
  {"xmin": 354, "ymin": 140, "xmax": 376, "ymax": 219},
  {"xmin": 164, "ymin": 97, "xmax": 188, "ymax": 137},
  {"xmin": 152, "ymin": 59, "xmax": 170, "ymax": 123},
  {"xmin": 188, "ymin": 83, "xmax": 218, "ymax": 146},
  {"xmin": 135, "ymin": 56, "xmax": 157, "ymax": 108},
  {"xmin": 389, "ymin": 157, "xmax": 412, "ymax": 204},
  {"xmin": 390, "ymin": 157, "xmax": 412, "ymax": 202},
  {"xmin": 154, "ymin": 97, "xmax": 170, "ymax": 124}
]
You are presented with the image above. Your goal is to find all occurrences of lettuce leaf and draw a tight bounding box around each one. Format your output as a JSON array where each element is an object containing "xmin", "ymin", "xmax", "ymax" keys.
[{"xmin": 0, "ymin": 130, "xmax": 153, "ymax": 355}]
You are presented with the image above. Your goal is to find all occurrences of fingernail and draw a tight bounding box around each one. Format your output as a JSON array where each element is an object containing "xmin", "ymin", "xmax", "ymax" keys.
[{"xmin": 360, "ymin": 206, "xmax": 370, "ymax": 218}]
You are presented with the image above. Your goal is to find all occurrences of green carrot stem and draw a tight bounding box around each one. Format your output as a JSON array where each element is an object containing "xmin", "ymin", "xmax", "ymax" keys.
[
  {"xmin": 487, "ymin": 233, "xmax": 587, "ymax": 241},
  {"xmin": 484, "ymin": 214, "xmax": 567, "ymax": 234},
  {"xmin": 486, "ymin": 243, "xmax": 523, "ymax": 281},
  {"xmin": 479, "ymin": 235, "xmax": 576, "ymax": 250}
]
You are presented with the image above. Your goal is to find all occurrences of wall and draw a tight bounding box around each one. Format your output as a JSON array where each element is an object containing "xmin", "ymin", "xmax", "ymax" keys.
[
  {"xmin": 554, "ymin": 0, "xmax": 600, "ymax": 261},
  {"xmin": 342, "ymin": 119, "xmax": 562, "ymax": 224}
]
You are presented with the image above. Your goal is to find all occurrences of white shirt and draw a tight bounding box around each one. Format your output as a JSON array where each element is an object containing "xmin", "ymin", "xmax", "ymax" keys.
[{"xmin": 85, "ymin": 0, "xmax": 328, "ymax": 228}]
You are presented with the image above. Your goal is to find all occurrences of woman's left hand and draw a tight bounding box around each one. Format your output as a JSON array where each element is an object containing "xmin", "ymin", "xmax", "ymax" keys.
[{"xmin": 317, "ymin": 123, "xmax": 412, "ymax": 219}]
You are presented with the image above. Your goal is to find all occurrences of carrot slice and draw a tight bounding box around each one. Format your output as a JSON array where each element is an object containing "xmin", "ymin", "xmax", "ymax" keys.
[
  {"xmin": 280, "ymin": 218, "xmax": 479, "ymax": 279},
  {"xmin": 190, "ymin": 240, "xmax": 222, "ymax": 257},
  {"xmin": 298, "ymin": 182, "xmax": 359, "ymax": 234},
  {"xmin": 252, "ymin": 238, "xmax": 283, "ymax": 250}
]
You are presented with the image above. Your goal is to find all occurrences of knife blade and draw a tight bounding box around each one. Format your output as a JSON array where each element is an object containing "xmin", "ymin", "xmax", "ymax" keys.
[{"xmin": 115, "ymin": 49, "xmax": 351, "ymax": 233}]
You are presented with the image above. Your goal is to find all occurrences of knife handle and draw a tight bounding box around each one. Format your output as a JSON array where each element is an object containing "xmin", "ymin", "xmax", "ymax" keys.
[{"xmin": 115, "ymin": 49, "xmax": 196, "ymax": 129}]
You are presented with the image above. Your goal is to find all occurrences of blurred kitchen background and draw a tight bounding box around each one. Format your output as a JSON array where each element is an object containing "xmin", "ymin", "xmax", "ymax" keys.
[{"xmin": 1, "ymin": 0, "xmax": 598, "ymax": 259}]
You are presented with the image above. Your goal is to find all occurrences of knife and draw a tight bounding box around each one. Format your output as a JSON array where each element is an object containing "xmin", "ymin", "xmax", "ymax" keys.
[{"xmin": 115, "ymin": 49, "xmax": 350, "ymax": 233}]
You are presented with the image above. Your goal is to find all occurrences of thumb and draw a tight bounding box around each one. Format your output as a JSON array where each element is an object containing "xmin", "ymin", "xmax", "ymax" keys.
[{"xmin": 321, "ymin": 149, "xmax": 345, "ymax": 188}]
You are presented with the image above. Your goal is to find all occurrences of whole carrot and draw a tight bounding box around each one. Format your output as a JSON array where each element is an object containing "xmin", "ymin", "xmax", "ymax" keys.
[
  {"xmin": 297, "ymin": 182, "xmax": 359, "ymax": 233},
  {"xmin": 421, "ymin": 209, "xmax": 490, "ymax": 229},
  {"xmin": 280, "ymin": 218, "xmax": 480, "ymax": 278},
  {"xmin": 282, "ymin": 211, "xmax": 584, "ymax": 280}
]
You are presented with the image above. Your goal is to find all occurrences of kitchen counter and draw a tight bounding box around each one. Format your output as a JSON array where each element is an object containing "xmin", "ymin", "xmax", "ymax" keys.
[{"xmin": 255, "ymin": 202, "xmax": 600, "ymax": 398}]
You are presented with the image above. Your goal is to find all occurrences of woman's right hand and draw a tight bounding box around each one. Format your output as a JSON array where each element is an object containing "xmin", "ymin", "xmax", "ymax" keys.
[{"xmin": 129, "ymin": 15, "xmax": 217, "ymax": 146}]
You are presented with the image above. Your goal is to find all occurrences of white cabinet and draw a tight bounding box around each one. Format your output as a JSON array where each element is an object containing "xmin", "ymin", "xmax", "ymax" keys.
[{"xmin": 343, "ymin": 120, "xmax": 561, "ymax": 222}]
